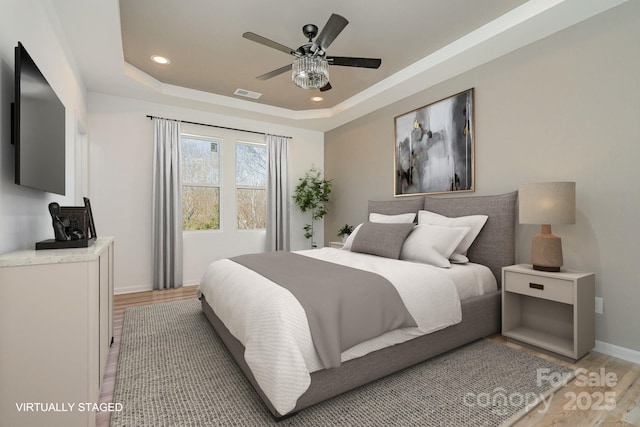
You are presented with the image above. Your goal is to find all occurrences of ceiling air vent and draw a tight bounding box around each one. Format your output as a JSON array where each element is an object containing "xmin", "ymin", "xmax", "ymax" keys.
[{"xmin": 234, "ymin": 88, "xmax": 262, "ymax": 99}]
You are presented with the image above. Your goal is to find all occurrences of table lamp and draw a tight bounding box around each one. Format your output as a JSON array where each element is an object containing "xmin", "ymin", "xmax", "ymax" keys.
[{"xmin": 519, "ymin": 182, "xmax": 576, "ymax": 272}]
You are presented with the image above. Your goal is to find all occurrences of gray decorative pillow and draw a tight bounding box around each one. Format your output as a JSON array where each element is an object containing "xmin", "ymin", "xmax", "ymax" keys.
[{"xmin": 351, "ymin": 222, "xmax": 415, "ymax": 259}]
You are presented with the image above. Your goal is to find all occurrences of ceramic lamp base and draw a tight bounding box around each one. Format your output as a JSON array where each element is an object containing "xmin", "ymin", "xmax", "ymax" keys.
[{"xmin": 531, "ymin": 224, "xmax": 563, "ymax": 272}]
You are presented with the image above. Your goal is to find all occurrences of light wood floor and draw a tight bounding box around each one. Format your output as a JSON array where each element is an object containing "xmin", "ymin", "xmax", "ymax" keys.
[
  {"xmin": 98, "ymin": 287, "xmax": 640, "ymax": 427},
  {"xmin": 96, "ymin": 286, "xmax": 200, "ymax": 427}
]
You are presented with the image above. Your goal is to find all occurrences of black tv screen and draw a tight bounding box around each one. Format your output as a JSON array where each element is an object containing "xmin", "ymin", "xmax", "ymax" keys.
[{"xmin": 14, "ymin": 42, "xmax": 66, "ymax": 196}]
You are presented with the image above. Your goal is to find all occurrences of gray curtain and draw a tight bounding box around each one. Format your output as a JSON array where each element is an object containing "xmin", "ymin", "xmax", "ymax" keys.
[
  {"xmin": 266, "ymin": 134, "xmax": 290, "ymax": 251},
  {"xmin": 152, "ymin": 118, "xmax": 183, "ymax": 289}
]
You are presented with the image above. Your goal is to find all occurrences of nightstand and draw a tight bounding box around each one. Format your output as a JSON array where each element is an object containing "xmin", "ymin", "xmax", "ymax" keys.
[
  {"xmin": 502, "ymin": 264, "xmax": 595, "ymax": 361},
  {"xmin": 329, "ymin": 241, "xmax": 345, "ymax": 249}
]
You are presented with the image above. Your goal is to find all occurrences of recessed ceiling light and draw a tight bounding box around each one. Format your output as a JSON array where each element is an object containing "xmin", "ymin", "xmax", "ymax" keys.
[
  {"xmin": 151, "ymin": 55, "xmax": 170, "ymax": 65},
  {"xmin": 311, "ymin": 96, "xmax": 324, "ymax": 102}
]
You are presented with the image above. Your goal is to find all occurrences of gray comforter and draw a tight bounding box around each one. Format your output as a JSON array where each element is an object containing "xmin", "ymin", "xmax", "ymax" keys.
[{"xmin": 231, "ymin": 251, "xmax": 417, "ymax": 369}]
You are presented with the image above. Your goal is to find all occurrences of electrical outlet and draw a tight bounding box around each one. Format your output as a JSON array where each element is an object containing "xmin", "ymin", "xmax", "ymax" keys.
[{"xmin": 595, "ymin": 297, "xmax": 603, "ymax": 314}]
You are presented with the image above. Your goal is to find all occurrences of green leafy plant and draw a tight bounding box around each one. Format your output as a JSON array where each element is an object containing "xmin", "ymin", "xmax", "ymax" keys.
[
  {"xmin": 293, "ymin": 167, "xmax": 332, "ymax": 248},
  {"xmin": 337, "ymin": 224, "xmax": 354, "ymax": 239}
]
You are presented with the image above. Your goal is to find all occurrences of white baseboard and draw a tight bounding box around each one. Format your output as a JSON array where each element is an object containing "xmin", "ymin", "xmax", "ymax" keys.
[
  {"xmin": 115, "ymin": 283, "xmax": 199, "ymax": 295},
  {"xmin": 115, "ymin": 284, "xmax": 153, "ymax": 295},
  {"xmin": 183, "ymin": 279, "xmax": 201, "ymax": 287},
  {"xmin": 595, "ymin": 340, "xmax": 640, "ymax": 365}
]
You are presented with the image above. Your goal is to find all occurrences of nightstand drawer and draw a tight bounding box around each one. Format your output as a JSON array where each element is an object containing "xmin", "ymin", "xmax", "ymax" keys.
[{"xmin": 504, "ymin": 271, "xmax": 573, "ymax": 304}]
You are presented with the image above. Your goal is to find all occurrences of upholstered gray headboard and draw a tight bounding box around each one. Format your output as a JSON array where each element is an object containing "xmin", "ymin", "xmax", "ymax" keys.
[{"xmin": 368, "ymin": 192, "xmax": 517, "ymax": 287}]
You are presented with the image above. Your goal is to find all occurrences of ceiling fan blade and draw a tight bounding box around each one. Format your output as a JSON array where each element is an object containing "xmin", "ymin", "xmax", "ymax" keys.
[
  {"xmin": 319, "ymin": 82, "xmax": 332, "ymax": 92},
  {"xmin": 256, "ymin": 63, "xmax": 292, "ymax": 80},
  {"xmin": 315, "ymin": 14, "xmax": 349, "ymax": 51},
  {"xmin": 327, "ymin": 56, "xmax": 382, "ymax": 69},
  {"xmin": 243, "ymin": 32, "xmax": 297, "ymax": 56}
]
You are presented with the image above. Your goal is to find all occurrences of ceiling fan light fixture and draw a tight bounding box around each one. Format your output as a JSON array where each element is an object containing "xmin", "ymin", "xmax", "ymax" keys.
[{"xmin": 292, "ymin": 56, "xmax": 329, "ymax": 89}]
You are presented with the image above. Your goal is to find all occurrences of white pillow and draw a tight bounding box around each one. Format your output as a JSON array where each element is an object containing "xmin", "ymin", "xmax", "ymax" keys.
[
  {"xmin": 400, "ymin": 224, "xmax": 470, "ymax": 268},
  {"xmin": 369, "ymin": 212, "xmax": 416, "ymax": 224},
  {"xmin": 449, "ymin": 253, "xmax": 470, "ymax": 264},
  {"xmin": 342, "ymin": 223, "xmax": 363, "ymax": 251},
  {"xmin": 417, "ymin": 210, "xmax": 488, "ymax": 261}
]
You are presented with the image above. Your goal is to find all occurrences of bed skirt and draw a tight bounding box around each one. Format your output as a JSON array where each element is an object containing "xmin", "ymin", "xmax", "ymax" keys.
[{"xmin": 201, "ymin": 290, "xmax": 501, "ymax": 418}]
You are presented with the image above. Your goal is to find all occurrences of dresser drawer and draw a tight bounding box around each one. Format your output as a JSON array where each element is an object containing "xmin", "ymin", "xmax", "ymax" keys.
[{"xmin": 504, "ymin": 271, "xmax": 574, "ymax": 304}]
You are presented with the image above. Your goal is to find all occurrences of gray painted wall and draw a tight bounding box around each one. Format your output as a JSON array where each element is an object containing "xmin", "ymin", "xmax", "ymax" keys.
[{"xmin": 324, "ymin": 2, "xmax": 640, "ymax": 352}]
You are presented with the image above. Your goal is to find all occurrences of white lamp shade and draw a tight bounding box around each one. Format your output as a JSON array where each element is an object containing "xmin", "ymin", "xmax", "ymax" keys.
[{"xmin": 519, "ymin": 182, "xmax": 576, "ymax": 225}]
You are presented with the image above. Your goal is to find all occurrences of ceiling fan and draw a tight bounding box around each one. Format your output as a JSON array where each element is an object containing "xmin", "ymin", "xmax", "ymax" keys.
[{"xmin": 243, "ymin": 13, "xmax": 381, "ymax": 92}]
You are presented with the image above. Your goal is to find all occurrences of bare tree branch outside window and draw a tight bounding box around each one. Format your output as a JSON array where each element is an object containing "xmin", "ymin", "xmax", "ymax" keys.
[
  {"xmin": 180, "ymin": 135, "xmax": 266, "ymax": 231},
  {"xmin": 236, "ymin": 142, "xmax": 267, "ymax": 229},
  {"xmin": 181, "ymin": 135, "xmax": 221, "ymax": 230}
]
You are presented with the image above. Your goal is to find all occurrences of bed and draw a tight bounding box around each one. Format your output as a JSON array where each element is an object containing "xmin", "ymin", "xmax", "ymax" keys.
[{"xmin": 199, "ymin": 191, "xmax": 517, "ymax": 418}]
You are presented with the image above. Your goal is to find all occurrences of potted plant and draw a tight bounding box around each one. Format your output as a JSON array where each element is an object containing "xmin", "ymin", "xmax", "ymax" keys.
[
  {"xmin": 293, "ymin": 167, "xmax": 332, "ymax": 249},
  {"xmin": 337, "ymin": 224, "xmax": 354, "ymax": 242}
]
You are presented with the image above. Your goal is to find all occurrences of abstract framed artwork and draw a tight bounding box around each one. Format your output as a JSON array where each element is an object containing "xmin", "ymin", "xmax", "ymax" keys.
[{"xmin": 394, "ymin": 88, "xmax": 474, "ymax": 196}]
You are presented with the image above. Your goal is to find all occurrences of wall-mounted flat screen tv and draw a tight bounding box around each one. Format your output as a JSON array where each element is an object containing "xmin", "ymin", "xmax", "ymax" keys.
[{"xmin": 13, "ymin": 42, "xmax": 66, "ymax": 196}]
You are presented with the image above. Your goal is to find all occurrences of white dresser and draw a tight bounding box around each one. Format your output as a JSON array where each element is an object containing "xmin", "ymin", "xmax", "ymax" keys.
[{"xmin": 0, "ymin": 237, "xmax": 114, "ymax": 427}]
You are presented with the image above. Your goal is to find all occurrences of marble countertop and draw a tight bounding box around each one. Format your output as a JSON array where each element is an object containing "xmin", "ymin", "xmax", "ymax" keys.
[{"xmin": 0, "ymin": 236, "xmax": 114, "ymax": 267}]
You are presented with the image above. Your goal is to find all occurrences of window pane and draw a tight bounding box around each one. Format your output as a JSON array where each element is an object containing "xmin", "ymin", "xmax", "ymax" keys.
[
  {"xmin": 182, "ymin": 186, "xmax": 220, "ymax": 230},
  {"xmin": 181, "ymin": 137, "xmax": 220, "ymax": 185},
  {"xmin": 236, "ymin": 144, "xmax": 266, "ymax": 187},
  {"xmin": 237, "ymin": 188, "xmax": 266, "ymax": 229}
]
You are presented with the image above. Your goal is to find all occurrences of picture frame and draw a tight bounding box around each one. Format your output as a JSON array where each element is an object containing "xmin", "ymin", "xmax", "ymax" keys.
[
  {"xmin": 35, "ymin": 198, "xmax": 97, "ymax": 250},
  {"xmin": 59, "ymin": 206, "xmax": 89, "ymax": 239},
  {"xmin": 394, "ymin": 88, "xmax": 474, "ymax": 196},
  {"xmin": 84, "ymin": 197, "xmax": 97, "ymax": 239}
]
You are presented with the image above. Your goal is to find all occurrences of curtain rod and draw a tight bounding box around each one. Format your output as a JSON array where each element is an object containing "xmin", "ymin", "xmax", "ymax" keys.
[{"xmin": 146, "ymin": 115, "xmax": 291, "ymax": 139}]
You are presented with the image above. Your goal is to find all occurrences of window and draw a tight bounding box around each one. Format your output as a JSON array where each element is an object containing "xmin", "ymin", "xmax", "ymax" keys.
[
  {"xmin": 236, "ymin": 142, "xmax": 267, "ymax": 229},
  {"xmin": 181, "ymin": 135, "xmax": 221, "ymax": 230}
]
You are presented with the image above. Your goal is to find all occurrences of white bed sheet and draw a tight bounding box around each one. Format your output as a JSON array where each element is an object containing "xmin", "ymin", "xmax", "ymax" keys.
[{"xmin": 198, "ymin": 248, "xmax": 496, "ymax": 415}]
